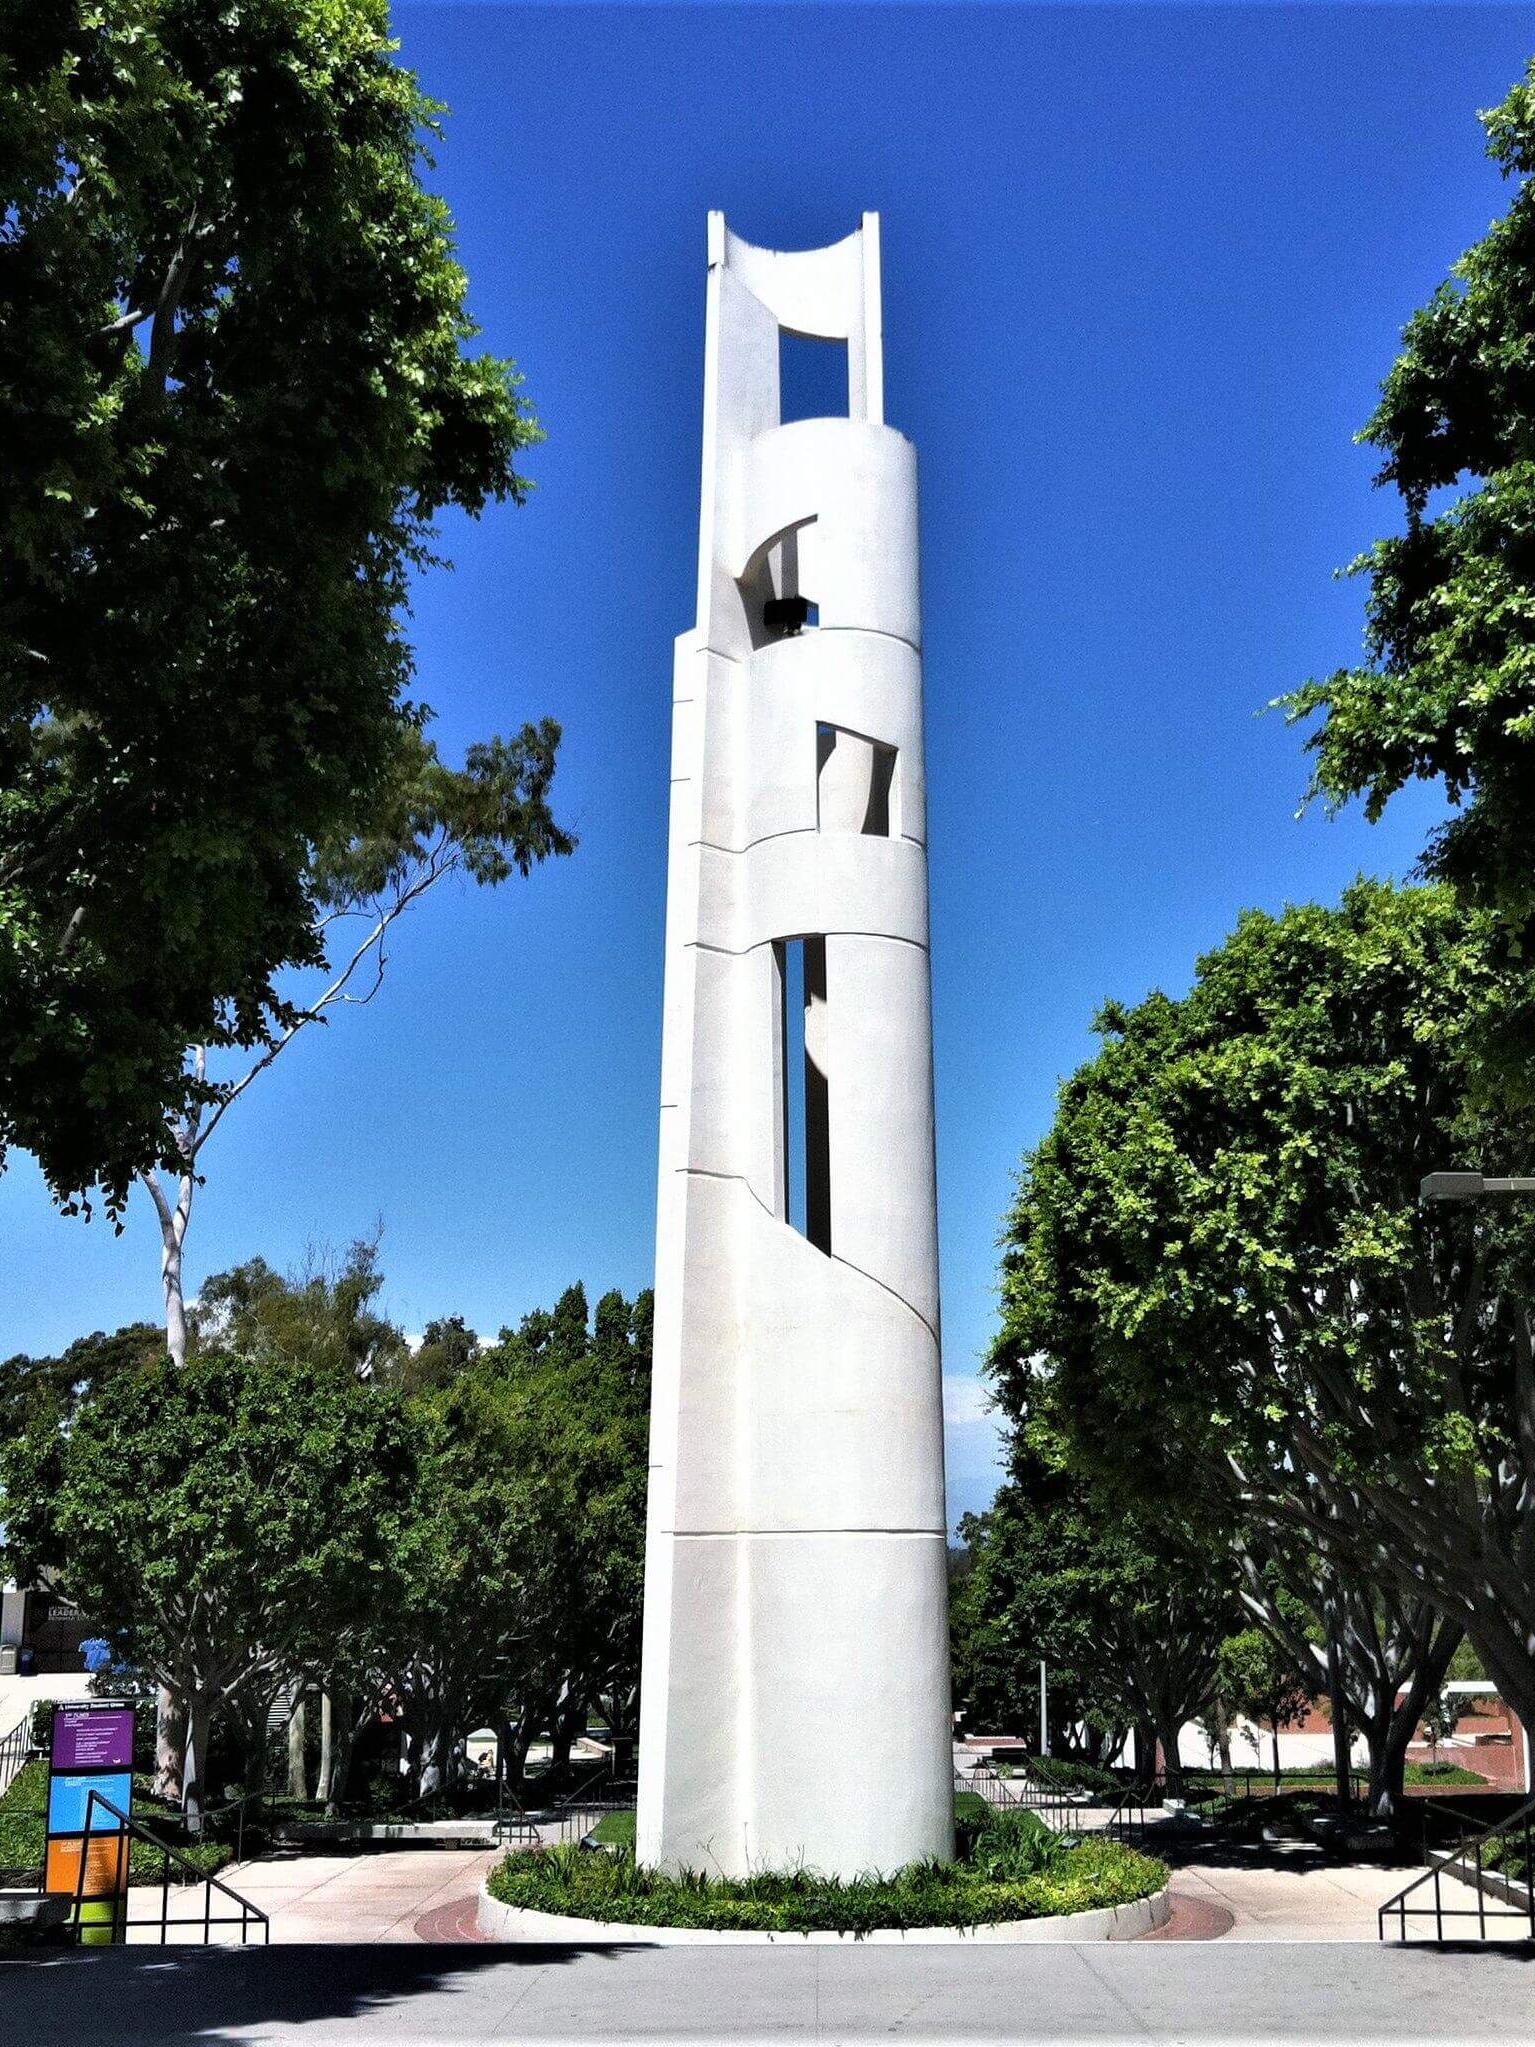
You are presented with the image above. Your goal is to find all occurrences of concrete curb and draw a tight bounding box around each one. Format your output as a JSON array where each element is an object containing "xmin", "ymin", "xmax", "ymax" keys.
[{"xmin": 475, "ymin": 1881, "xmax": 1170, "ymax": 1945}]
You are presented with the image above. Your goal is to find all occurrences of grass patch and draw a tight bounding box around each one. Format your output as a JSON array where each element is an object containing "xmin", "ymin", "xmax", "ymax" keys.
[
  {"xmin": 1183, "ymin": 1761, "xmax": 1488, "ymax": 1797},
  {"xmin": 589, "ymin": 1809, "xmax": 635, "ymax": 1847},
  {"xmin": 0, "ymin": 1760, "xmax": 231, "ymax": 1889},
  {"xmin": 489, "ymin": 1804, "xmax": 1164, "ymax": 1934},
  {"xmin": 1404, "ymin": 1762, "xmax": 1488, "ymax": 1787}
]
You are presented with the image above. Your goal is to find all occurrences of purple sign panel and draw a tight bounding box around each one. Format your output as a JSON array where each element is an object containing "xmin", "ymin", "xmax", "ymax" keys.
[{"xmin": 51, "ymin": 1705, "xmax": 135, "ymax": 1772}]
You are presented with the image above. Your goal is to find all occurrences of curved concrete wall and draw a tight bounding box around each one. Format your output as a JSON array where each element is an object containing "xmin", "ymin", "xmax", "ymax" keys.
[{"xmin": 638, "ymin": 214, "xmax": 952, "ymax": 1881}]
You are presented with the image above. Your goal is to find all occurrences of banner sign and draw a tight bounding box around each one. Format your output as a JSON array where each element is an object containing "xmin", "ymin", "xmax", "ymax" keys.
[{"xmin": 44, "ymin": 1702, "xmax": 134, "ymax": 1931}]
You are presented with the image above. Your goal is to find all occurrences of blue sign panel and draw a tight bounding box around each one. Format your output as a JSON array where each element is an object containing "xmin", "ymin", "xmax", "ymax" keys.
[{"xmin": 47, "ymin": 1770, "xmax": 132, "ymax": 1836}]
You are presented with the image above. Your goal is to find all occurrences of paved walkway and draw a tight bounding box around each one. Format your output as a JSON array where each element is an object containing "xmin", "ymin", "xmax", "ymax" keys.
[
  {"xmin": 1153, "ymin": 1845, "xmax": 1428, "ymax": 1941},
  {"xmin": 201, "ymin": 1828, "xmax": 1438, "ymax": 1948},
  {"xmin": 4, "ymin": 1941, "xmax": 1533, "ymax": 2042},
  {"xmin": 209, "ymin": 1848, "xmax": 502, "ymax": 1945},
  {"xmin": 0, "ymin": 1672, "xmax": 93, "ymax": 1743}
]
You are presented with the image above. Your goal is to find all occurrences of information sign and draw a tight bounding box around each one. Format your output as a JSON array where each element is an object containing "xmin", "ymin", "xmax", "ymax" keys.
[{"xmin": 44, "ymin": 1702, "xmax": 134, "ymax": 1935}]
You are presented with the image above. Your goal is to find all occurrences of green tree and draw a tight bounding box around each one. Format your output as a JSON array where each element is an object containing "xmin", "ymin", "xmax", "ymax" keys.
[
  {"xmin": 1235, "ymin": 1534, "xmax": 1461, "ymax": 1814},
  {"xmin": 955, "ymin": 1439, "xmax": 1238, "ymax": 1798},
  {"xmin": 139, "ymin": 706, "xmax": 572, "ymax": 1365},
  {"xmin": 192, "ymin": 1239, "xmax": 407, "ymax": 1382},
  {"xmin": 376, "ymin": 1282, "xmax": 651, "ymax": 1800},
  {"xmin": 989, "ymin": 879, "xmax": 1535, "ymax": 1745},
  {"xmin": 1216, "ymin": 1628, "xmax": 1314, "ymax": 1796},
  {"xmin": 0, "ymin": 0, "xmax": 545, "ymax": 1209},
  {"xmin": 1284, "ymin": 66, "xmax": 1535, "ymax": 1035},
  {"xmin": 0, "ymin": 1346, "xmax": 420, "ymax": 1821}
]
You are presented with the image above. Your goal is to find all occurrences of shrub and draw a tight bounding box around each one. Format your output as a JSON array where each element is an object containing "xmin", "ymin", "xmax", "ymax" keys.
[
  {"xmin": 1025, "ymin": 1757, "xmax": 1120, "ymax": 1799},
  {"xmin": 0, "ymin": 1759, "xmax": 230, "ymax": 1889},
  {"xmin": 486, "ymin": 1825, "xmax": 1165, "ymax": 1935}
]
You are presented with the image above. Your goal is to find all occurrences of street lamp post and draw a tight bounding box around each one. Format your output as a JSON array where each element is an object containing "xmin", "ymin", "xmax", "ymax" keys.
[
  {"xmin": 1420, "ymin": 1168, "xmax": 1535, "ymax": 1795},
  {"xmin": 1039, "ymin": 1661, "xmax": 1048, "ymax": 1759}
]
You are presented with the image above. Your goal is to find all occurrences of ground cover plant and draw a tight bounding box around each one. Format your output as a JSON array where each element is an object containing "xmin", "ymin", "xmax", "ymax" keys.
[
  {"xmin": 1020, "ymin": 1758, "xmax": 1120, "ymax": 1799},
  {"xmin": 0, "ymin": 1761, "xmax": 230, "ymax": 1889},
  {"xmin": 487, "ymin": 1806, "xmax": 1165, "ymax": 1934},
  {"xmin": 1180, "ymin": 1762, "xmax": 1487, "ymax": 1794}
]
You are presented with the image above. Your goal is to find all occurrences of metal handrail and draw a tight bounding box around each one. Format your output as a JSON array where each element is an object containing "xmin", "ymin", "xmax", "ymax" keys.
[
  {"xmin": 1379, "ymin": 1792, "xmax": 1535, "ymax": 1944},
  {"xmin": 955, "ymin": 1763, "xmax": 1085, "ymax": 1838},
  {"xmin": 70, "ymin": 1789, "xmax": 270, "ymax": 1946},
  {"xmin": 1102, "ymin": 1774, "xmax": 1162, "ymax": 1846},
  {"xmin": 0, "ymin": 1718, "xmax": 40, "ymax": 1798}
]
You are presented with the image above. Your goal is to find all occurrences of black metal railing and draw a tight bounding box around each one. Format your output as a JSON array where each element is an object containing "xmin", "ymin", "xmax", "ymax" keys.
[
  {"xmin": 1379, "ymin": 1793, "xmax": 1535, "ymax": 1944},
  {"xmin": 955, "ymin": 1763, "xmax": 1088, "ymax": 1838},
  {"xmin": 69, "ymin": 1789, "xmax": 270, "ymax": 1946},
  {"xmin": 0, "ymin": 1717, "xmax": 40, "ymax": 1798},
  {"xmin": 538, "ymin": 1761, "xmax": 637, "ymax": 1847},
  {"xmin": 1102, "ymin": 1775, "xmax": 1164, "ymax": 1846}
]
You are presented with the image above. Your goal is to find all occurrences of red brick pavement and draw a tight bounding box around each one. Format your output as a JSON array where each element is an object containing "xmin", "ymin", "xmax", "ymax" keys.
[{"xmin": 414, "ymin": 1895, "xmax": 492, "ymax": 1942}]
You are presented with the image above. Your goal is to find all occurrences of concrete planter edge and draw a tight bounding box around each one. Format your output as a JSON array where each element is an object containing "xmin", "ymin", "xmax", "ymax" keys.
[{"xmin": 475, "ymin": 1881, "xmax": 1170, "ymax": 1945}]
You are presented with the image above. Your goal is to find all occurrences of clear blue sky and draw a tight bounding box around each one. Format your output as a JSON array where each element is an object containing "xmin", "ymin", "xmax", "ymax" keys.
[{"xmin": 2, "ymin": 4, "xmax": 1525, "ymax": 1526}]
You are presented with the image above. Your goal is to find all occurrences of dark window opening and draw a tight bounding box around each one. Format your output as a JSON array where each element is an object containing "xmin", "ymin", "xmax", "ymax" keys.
[{"xmin": 776, "ymin": 936, "xmax": 831, "ymax": 1254}]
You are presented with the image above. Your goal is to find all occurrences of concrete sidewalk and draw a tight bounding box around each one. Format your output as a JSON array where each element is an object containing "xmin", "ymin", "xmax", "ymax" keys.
[
  {"xmin": 211, "ymin": 1848, "xmax": 501, "ymax": 1945},
  {"xmin": 4, "ymin": 1940, "xmax": 1533, "ymax": 2043}
]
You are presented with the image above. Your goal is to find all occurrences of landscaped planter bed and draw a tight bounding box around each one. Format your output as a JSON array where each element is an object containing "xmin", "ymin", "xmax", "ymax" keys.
[
  {"xmin": 480, "ymin": 1809, "xmax": 1167, "ymax": 1943},
  {"xmin": 476, "ymin": 1884, "xmax": 1170, "ymax": 1943}
]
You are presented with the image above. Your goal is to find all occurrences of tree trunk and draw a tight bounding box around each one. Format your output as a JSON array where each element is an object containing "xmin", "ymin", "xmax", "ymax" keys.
[
  {"xmin": 1213, "ymin": 1696, "xmax": 1236, "ymax": 1800},
  {"xmin": 1154, "ymin": 1702, "xmax": 1187, "ymax": 1800},
  {"xmin": 1134, "ymin": 1718, "xmax": 1157, "ymax": 1788},
  {"xmin": 550, "ymin": 1693, "xmax": 588, "ymax": 1780},
  {"xmin": 154, "ymin": 1685, "xmax": 184, "ymax": 1802},
  {"xmin": 140, "ymin": 1153, "xmax": 196, "ymax": 1367},
  {"xmin": 183, "ymin": 1692, "xmax": 211, "ymax": 1832},
  {"xmin": 287, "ymin": 1695, "xmax": 308, "ymax": 1801},
  {"xmin": 1326, "ymin": 1633, "xmax": 1353, "ymax": 1807},
  {"xmin": 326, "ymin": 1689, "xmax": 363, "ymax": 1816},
  {"xmin": 318, "ymin": 1691, "xmax": 334, "ymax": 1806},
  {"xmin": 1271, "ymin": 1715, "xmax": 1282, "ymax": 1797}
]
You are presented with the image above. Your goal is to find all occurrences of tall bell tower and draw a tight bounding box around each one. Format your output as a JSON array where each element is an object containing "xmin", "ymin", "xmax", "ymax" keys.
[{"xmin": 637, "ymin": 214, "xmax": 952, "ymax": 1879}]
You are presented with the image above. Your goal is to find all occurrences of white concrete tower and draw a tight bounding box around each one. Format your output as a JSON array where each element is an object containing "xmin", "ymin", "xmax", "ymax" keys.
[{"xmin": 637, "ymin": 214, "xmax": 952, "ymax": 1880}]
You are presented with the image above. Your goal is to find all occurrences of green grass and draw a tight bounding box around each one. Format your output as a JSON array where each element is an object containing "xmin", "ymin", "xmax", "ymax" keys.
[
  {"xmin": 489, "ymin": 1804, "xmax": 1165, "ymax": 1934},
  {"xmin": 0, "ymin": 1761, "xmax": 231, "ymax": 1889},
  {"xmin": 1183, "ymin": 1761, "xmax": 1488, "ymax": 1794},
  {"xmin": 589, "ymin": 1809, "xmax": 636, "ymax": 1847}
]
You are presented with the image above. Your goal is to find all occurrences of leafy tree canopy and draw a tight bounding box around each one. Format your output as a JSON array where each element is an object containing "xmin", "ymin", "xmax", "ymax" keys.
[
  {"xmin": 1285, "ymin": 67, "xmax": 1535, "ymax": 968},
  {"xmin": 0, "ymin": 0, "xmax": 542, "ymax": 1208},
  {"xmin": 191, "ymin": 1238, "xmax": 407, "ymax": 1380},
  {"xmin": 989, "ymin": 878, "xmax": 1535, "ymax": 1731}
]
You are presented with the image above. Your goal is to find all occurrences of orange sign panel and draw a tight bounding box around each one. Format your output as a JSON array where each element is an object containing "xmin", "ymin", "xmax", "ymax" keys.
[{"xmin": 44, "ymin": 1833, "xmax": 128, "ymax": 1897}]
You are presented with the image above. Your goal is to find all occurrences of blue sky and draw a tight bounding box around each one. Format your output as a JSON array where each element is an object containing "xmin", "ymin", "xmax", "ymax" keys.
[{"xmin": 2, "ymin": 4, "xmax": 1526, "ymax": 1525}]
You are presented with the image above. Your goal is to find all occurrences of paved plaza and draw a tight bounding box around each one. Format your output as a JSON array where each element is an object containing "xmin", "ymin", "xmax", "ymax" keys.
[{"xmin": 192, "ymin": 1831, "xmax": 1441, "ymax": 1948}]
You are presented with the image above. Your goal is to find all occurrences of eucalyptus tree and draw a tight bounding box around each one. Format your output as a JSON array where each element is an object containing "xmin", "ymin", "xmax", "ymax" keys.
[
  {"xmin": 0, "ymin": 0, "xmax": 547, "ymax": 1211},
  {"xmin": 990, "ymin": 879, "xmax": 1535, "ymax": 1738},
  {"xmin": 140, "ymin": 720, "xmax": 573, "ymax": 1364}
]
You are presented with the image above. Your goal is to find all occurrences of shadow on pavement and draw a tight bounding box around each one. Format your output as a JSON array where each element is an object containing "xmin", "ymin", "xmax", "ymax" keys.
[
  {"xmin": 1145, "ymin": 1827, "xmax": 1423, "ymax": 1873},
  {"xmin": 0, "ymin": 1941, "xmax": 644, "ymax": 2044}
]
